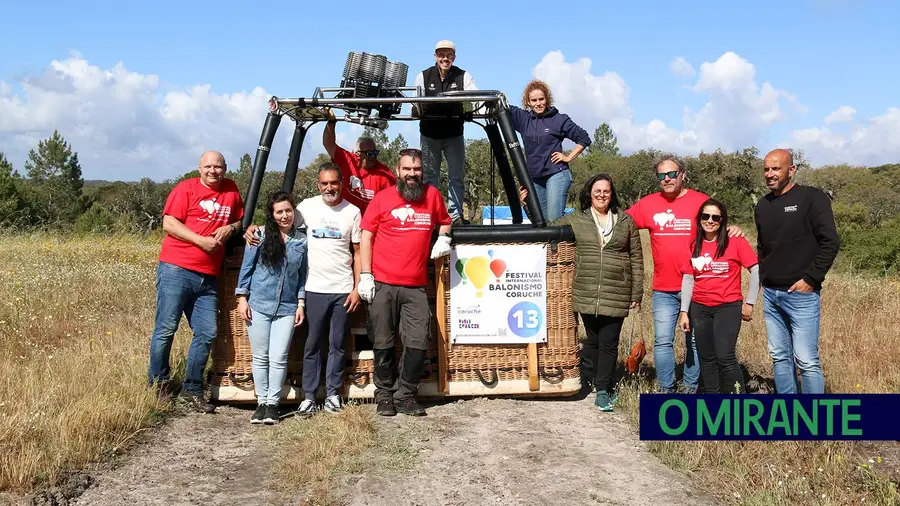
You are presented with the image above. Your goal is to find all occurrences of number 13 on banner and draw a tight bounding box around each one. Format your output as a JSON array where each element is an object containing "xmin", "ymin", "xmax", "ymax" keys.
[{"xmin": 507, "ymin": 301, "xmax": 544, "ymax": 338}]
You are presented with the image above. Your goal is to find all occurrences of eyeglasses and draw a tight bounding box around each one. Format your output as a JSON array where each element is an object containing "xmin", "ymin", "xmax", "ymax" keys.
[
  {"xmin": 700, "ymin": 213, "xmax": 722, "ymax": 223},
  {"xmin": 399, "ymin": 148, "xmax": 422, "ymax": 157},
  {"xmin": 591, "ymin": 191, "xmax": 611, "ymax": 197},
  {"xmin": 656, "ymin": 170, "xmax": 680, "ymax": 181},
  {"xmin": 356, "ymin": 149, "xmax": 379, "ymax": 158}
]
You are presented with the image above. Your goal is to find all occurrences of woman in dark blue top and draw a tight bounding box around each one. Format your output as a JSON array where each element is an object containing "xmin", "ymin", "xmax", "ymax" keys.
[{"xmin": 508, "ymin": 79, "xmax": 593, "ymax": 221}]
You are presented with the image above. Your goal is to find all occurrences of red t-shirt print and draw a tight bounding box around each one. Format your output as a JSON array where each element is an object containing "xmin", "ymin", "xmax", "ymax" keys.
[
  {"xmin": 626, "ymin": 188, "xmax": 709, "ymax": 292},
  {"xmin": 332, "ymin": 146, "xmax": 396, "ymax": 214},
  {"xmin": 361, "ymin": 185, "xmax": 451, "ymax": 287},
  {"xmin": 683, "ymin": 236, "xmax": 758, "ymax": 307},
  {"xmin": 158, "ymin": 177, "xmax": 244, "ymax": 276}
]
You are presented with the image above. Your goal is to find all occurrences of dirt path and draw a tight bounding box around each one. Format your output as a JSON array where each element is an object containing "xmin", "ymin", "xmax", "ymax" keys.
[{"xmin": 33, "ymin": 395, "xmax": 714, "ymax": 506}]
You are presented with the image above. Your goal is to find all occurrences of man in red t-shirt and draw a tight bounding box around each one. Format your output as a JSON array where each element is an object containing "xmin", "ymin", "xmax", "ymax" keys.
[
  {"xmin": 357, "ymin": 148, "xmax": 452, "ymax": 417},
  {"xmin": 626, "ymin": 154, "xmax": 742, "ymax": 394},
  {"xmin": 149, "ymin": 150, "xmax": 244, "ymax": 413},
  {"xmin": 322, "ymin": 110, "xmax": 397, "ymax": 216}
]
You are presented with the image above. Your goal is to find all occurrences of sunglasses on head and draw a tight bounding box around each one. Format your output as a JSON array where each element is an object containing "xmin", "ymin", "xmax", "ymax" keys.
[
  {"xmin": 357, "ymin": 149, "xmax": 379, "ymax": 158},
  {"xmin": 700, "ymin": 213, "xmax": 722, "ymax": 223},
  {"xmin": 656, "ymin": 170, "xmax": 680, "ymax": 181},
  {"xmin": 399, "ymin": 148, "xmax": 422, "ymax": 157}
]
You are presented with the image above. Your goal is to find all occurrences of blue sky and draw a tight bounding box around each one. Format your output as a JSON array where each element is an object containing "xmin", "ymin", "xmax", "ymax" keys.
[{"xmin": 1, "ymin": 0, "xmax": 898, "ymax": 181}]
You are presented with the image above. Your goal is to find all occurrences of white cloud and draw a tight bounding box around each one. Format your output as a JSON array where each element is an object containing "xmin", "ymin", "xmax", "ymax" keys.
[
  {"xmin": 0, "ymin": 52, "xmax": 374, "ymax": 181},
  {"xmin": 786, "ymin": 107, "xmax": 900, "ymax": 166},
  {"xmin": 669, "ymin": 56, "xmax": 695, "ymax": 78},
  {"xmin": 532, "ymin": 50, "xmax": 806, "ymax": 155},
  {"xmin": 824, "ymin": 105, "xmax": 856, "ymax": 124}
]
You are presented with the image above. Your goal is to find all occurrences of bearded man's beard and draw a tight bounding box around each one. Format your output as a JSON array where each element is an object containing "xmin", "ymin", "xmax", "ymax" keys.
[{"xmin": 398, "ymin": 175, "xmax": 425, "ymax": 203}]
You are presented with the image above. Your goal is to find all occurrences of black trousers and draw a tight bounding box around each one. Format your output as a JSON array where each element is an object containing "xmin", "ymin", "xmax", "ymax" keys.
[
  {"xmin": 367, "ymin": 281, "xmax": 430, "ymax": 403},
  {"xmin": 689, "ymin": 301, "xmax": 746, "ymax": 393},
  {"xmin": 579, "ymin": 313, "xmax": 625, "ymax": 394}
]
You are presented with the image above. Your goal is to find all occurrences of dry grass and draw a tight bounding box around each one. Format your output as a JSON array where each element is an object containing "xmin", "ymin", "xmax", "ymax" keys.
[
  {"xmin": 269, "ymin": 404, "xmax": 377, "ymax": 505},
  {"xmin": 0, "ymin": 233, "xmax": 187, "ymax": 493},
  {"xmin": 611, "ymin": 229, "xmax": 900, "ymax": 506}
]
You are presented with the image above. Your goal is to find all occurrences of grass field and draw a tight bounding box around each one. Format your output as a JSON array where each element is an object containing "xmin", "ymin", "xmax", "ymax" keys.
[{"xmin": 0, "ymin": 233, "xmax": 897, "ymax": 505}]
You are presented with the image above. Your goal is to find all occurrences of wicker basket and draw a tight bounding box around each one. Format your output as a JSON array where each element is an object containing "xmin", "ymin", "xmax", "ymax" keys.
[
  {"xmin": 437, "ymin": 241, "xmax": 581, "ymax": 397},
  {"xmin": 210, "ymin": 240, "xmax": 581, "ymax": 402}
]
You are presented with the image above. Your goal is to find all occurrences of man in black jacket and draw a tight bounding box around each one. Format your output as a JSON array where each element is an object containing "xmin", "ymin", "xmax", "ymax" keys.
[
  {"xmin": 413, "ymin": 40, "xmax": 479, "ymax": 225},
  {"xmin": 754, "ymin": 148, "xmax": 840, "ymax": 394}
]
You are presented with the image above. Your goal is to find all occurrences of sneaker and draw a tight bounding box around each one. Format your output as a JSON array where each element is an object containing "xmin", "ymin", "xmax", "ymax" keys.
[
  {"xmin": 395, "ymin": 397, "xmax": 426, "ymax": 416},
  {"xmin": 595, "ymin": 391, "xmax": 614, "ymax": 412},
  {"xmin": 324, "ymin": 395, "xmax": 343, "ymax": 413},
  {"xmin": 376, "ymin": 399, "xmax": 396, "ymax": 417},
  {"xmin": 264, "ymin": 405, "xmax": 279, "ymax": 425},
  {"xmin": 295, "ymin": 399, "xmax": 317, "ymax": 418},
  {"xmin": 250, "ymin": 404, "xmax": 266, "ymax": 424},
  {"xmin": 177, "ymin": 390, "xmax": 216, "ymax": 413}
]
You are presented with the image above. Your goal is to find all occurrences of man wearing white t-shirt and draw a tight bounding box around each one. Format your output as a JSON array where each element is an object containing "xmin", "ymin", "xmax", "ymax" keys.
[{"xmin": 244, "ymin": 162, "xmax": 362, "ymax": 416}]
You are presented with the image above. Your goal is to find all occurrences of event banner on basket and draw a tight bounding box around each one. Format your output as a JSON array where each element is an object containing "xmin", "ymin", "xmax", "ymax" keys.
[{"xmin": 449, "ymin": 244, "xmax": 547, "ymax": 344}]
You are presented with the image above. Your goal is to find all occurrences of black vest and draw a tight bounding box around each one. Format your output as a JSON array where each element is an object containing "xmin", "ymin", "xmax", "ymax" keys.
[{"xmin": 419, "ymin": 64, "xmax": 466, "ymax": 139}]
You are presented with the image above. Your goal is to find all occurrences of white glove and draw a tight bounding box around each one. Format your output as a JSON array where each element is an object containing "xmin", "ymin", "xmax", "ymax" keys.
[
  {"xmin": 358, "ymin": 273, "xmax": 375, "ymax": 303},
  {"xmin": 430, "ymin": 235, "xmax": 452, "ymax": 259}
]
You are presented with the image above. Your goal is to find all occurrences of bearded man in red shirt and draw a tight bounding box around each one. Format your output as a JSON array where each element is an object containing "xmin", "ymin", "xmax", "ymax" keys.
[
  {"xmin": 148, "ymin": 151, "xmax": 244, "ymax": 413},
  {"xmin": 357, "ymin": 148, "xmax": 452, "ymax": 417}
]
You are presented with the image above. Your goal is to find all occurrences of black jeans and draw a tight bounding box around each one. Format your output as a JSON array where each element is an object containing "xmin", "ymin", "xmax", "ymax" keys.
[
  {"xmin": 689, "ymin": 301, "xmax": 746, "ymax": 393},
  {"xmin": 579, "ymin": 313, "xmax": 625, "ymax": 395}
]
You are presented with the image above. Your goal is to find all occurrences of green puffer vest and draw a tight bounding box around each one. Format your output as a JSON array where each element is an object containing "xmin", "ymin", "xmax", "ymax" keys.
[{"xmin": 552, "ymin": 208, "xmax": 644, "ymax": 318}]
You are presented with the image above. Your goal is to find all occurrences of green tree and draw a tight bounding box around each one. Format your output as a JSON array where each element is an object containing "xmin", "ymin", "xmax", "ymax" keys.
[
  {"xmin": 0, "ymin": 153, "xmax": 25, "ymax": 226},
  {"xmin": 23, "ymin": 130, "xmax": 86, "ymax": 225},
  {"xmin": 239, "ymin": 153, "xmax": 252, "ymax": 176},
  {"xmin": 381, "ymin": 133, "xmax": 409, "ymax": 170},
  {"xmin": 588, "ymin": 123, "xmax": 620, "ymax": 157}
]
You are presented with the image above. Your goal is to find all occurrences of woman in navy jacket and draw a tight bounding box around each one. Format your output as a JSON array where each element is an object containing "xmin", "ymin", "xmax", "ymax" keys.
[{"xmin": 509, "ymin": 79, "xmax": 593, "ymax": 221}]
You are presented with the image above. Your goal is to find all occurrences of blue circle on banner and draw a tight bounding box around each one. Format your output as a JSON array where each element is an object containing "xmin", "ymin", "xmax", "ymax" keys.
[{"xmin": 507, "ymin": 302, "xmax": 543, "ymax": 338}]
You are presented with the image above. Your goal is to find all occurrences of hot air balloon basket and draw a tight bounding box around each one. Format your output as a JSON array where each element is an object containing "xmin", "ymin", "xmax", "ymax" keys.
[{"xmin": 210, "ymin": 241, "xmax": 580, "ymax": 403}]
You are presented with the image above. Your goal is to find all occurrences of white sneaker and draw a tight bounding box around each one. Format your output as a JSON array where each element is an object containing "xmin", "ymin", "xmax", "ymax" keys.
[
  {"xmin": 324, "ymin": 395, "xmax": 343, "ymax": 413},
  {"xmin": 295, "ymin": 399, "xmax": 317, "ymax": 418}
]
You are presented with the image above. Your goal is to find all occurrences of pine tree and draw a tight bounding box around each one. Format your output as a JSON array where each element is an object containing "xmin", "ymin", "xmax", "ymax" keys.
[{"xmin": 23, "ymin": 130, "xmax": 86, "ymax": 225}]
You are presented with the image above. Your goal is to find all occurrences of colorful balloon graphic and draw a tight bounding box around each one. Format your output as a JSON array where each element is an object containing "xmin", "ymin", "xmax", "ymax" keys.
[
  {"xmin": 489, "ymin": 258, "xmax": 507, "ymax": 279},
  {"xmin": 488, "ymin": 249, "xmax": 495, "ymax": 258},
  {"xmin": 463, "ymin": 256, "xmax": 491, "ymax": 297}
]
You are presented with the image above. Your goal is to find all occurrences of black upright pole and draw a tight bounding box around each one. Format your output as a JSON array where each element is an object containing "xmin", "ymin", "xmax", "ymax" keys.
[
  {"xmin": 496, "ymin": 107, "xmax": 545, "ymax": 227},
  {"xmin": 484, "ymin": 122, "xmax": 522, "ymax": 225},
  {"xmin": 242, "ymin": 112, "xmax": 282, "ymax": 230},
  {"xmin": 282, "ymin": 124, "xmax": 307, "ymax": 194}
]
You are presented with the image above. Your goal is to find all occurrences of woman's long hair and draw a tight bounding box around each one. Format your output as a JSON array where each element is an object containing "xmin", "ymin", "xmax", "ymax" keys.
[
  {"xmin": 578, "ymin": 173, "xmax": 621, "ymax": 213},
  {"xmin": 691, "ymin": 198, "xmax": 729, "ymax": 259},
  {"xmin": 259, "ymin": 190, "xmax": 295, "ymax": 269}
]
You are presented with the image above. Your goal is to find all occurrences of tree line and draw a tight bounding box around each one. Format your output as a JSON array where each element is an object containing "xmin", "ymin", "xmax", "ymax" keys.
[{"xmin": 0, "ymin": 126, "xmax": 897, "ymax": 275}]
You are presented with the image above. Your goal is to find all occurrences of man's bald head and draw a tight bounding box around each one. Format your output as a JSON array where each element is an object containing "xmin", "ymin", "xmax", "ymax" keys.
[
  {"xmin": 763, "ymin": 148, "xmax": 796, "ymax": 195},
  {"xmin": 198, "ymin": 150, "xmax": 227, "ymax": 189}
]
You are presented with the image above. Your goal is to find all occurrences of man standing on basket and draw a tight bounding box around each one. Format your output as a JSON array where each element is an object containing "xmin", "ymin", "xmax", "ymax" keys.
[{"xmin": 357, "ymin": 148, "xmax": 452, "ymax": 416}]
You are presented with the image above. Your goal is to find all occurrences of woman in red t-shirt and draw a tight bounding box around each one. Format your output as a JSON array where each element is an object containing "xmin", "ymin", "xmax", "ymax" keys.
[{"xmin": 677, "ymin": 199, "xmax": 760, "ymax": 393}]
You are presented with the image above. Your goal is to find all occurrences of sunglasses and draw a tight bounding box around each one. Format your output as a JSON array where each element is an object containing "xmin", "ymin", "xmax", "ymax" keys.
[
  {"xmin": 700, "ymin": 213, "xmax": 722, "ymax": 223},
  {"xmin": 399, "ymin": 148, "xmax": 422, "ymax": 157},
  {"xmin": 656, "ymin": 170, "xmax": 680, "ymax": 181},
  {"xmin": 357, "ymin": 149, "xmax": 379, "ymax": 158}
]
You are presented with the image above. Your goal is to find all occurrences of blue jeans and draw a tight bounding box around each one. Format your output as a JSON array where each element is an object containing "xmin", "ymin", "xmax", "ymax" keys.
[
  {"xmin": 148, "ymin": 262, "xmax": 218, "ymax": 396},
  {"xmin": 652, "ymin": 291, "xmax": 700, "ymax": 392},
  {"xmin": 763, "ymin": 287, "xmax": 824, "ymax": 394},
  {"xmin": 421, "ymin": 134, "xmax": 466, "ymax": 219},
  {"xmin": 246, "ymin": 308, "xmax": 295, "ymax": 405},
  {"xmin": 532, "ymin": 169, "xmax": 572, "ymax": 222}
]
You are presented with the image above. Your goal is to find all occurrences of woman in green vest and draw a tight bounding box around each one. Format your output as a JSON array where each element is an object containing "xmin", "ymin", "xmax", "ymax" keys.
[{"xmin": 550, "ymin": 173, "xmax": 644, "ymax": 411}]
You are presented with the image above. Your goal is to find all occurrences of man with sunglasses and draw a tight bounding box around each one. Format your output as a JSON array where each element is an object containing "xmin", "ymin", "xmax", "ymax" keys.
[
  {"xmin": 626, "ymin": 154, "xmax": 743, "ymax": 394},
  {"xmin": 323, "ymin": 111, "xmax": 397, "ymax": 215},
  {"xmin": 755, "ymin": 148, "xmax": 839, "ymax": 394},
  {"xmin": 357, "ymin": 148, "xmax": 452, "ymax": 417},
  {"xmin": 412, "ymin": 39, "xmax": 479, "ymax": 225}
]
